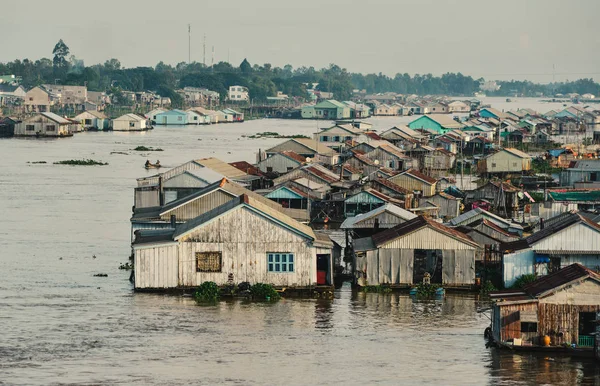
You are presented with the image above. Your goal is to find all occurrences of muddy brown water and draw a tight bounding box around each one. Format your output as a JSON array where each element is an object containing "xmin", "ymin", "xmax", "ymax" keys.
[{"xmin": 1, "ymin": 113, "xmax": 599, "ymax": 385}]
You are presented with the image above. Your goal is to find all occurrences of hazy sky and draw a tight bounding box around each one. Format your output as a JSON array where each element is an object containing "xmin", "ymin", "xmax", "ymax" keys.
[{"xmin": 2, "ymin": 0, "xmax": 599, "ymax": 82}]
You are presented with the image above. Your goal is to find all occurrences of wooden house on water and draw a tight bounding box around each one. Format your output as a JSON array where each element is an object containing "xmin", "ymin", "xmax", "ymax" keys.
[
  {"xmin": 489, "ymin": 263, "xmax": 600, "ymax": 354},
  {"xmin": 354, "ymin": 216, "xmax": 479, "ymax": 287},
  {"xmin": 133, "ymin": 194, "xmax": 334, "ymax": 291},
  {"xmin": 499, "ymin": 212, "xmax": 600, "ymax": 288}
]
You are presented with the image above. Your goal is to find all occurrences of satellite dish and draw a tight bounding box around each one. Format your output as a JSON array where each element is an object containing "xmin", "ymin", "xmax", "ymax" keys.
[
  {"xmin": 374, "ymin": 160, "xmax": 380, "ymax": 165},
  {"xmin": 305, "ymin": 157, "xmax": 312, "ymax": 163}
]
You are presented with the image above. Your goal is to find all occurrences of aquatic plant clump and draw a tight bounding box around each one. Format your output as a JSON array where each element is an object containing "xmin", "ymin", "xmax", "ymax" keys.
[
  {"xmin": 249, "ymin": 283, "xmax": 280, "ymax": 301},
  {"xmin": 54, "ymin": 159, "xmax": 108, "ymax": 166},
  {"xmin": 414, "ymin": 283, "xmax": 439, "ymax": 298},
  {"xmin": 194, "ymin": 281, "xmax": 220, "ymax": 303},
  {"xmin": 133, "ymin": 146, "xmax": 163, "ymax": 151},
  {"xmin": 245, "ymin": 132, "xmax": 310, "ymax": 139}
]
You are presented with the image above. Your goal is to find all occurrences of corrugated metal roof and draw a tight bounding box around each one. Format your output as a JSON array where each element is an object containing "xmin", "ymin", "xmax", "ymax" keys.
[
  {"xmin": 523, "ymin": 263, "xmax": 600, "ymax": 298},
  {"xmin": 502, "ymin": 148, "xmax": 532, "ymax": 159},
  {"xmin": 340, "ymin": 203, "xmax": 417, "ymax": 229},
  {"xmin": 41, "ymin": 112, "xmax": 70, "ymax": 124},
  {"xmin": 371, "ymin": 216, "xmax": 478, "ymax": 248},
  {"xmin": 196, "ymin": 157, "xmax": 247, "ymax": 178},
  {"xmin": 399, "ymin": 168, "xmax": 437, "ymax": 185}
]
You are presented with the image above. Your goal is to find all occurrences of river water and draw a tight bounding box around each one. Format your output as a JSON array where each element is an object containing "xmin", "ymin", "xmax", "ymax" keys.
[{"xmin": 1, "ymin": 100, "xmax": 599, "ymax": 385}]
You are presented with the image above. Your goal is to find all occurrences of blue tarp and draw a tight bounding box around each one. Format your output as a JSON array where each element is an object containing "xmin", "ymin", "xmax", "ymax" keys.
[{"xmin": 547, "ymin": 149, "xmax": 566, "ymax": 157}]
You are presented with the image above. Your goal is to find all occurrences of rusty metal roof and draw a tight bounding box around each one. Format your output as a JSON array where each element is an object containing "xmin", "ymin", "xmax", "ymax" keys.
[
  {"xmin": 371, "ymin": 216, "xmax": 478, "ymax": 248},
  {"xmin": 523, "ymin": 263, "xmax": 600, "ymax": 297}
]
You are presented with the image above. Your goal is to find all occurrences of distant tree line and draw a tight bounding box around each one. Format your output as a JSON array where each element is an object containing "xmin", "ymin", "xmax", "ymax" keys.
[{"xmin": 1, "ymin": 39, "xmax": 599, "ymax": 107}]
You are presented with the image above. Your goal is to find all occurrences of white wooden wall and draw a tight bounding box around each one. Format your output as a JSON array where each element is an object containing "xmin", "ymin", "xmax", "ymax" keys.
[
  {"xmin": 178, "ymin": 207, "xmax": 316, "ymax": 287},
  {"xmin": 134, "ymin": 244, "xmax": 179, "ymax": 289}
]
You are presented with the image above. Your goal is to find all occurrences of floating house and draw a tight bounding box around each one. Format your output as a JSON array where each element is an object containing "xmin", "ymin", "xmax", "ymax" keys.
[
  {"xmin": 354, "ymin": 216, "xmax": 479, "ymax": 287},
  {"xmin": 113, "ymin": 113, "xmax": 151, "ymax": 131},
  {"xmin": 14, "ymin": 112, "xmax": 77, "ymax": 137},
  {"xmin": 133, "ymin": 195, "xmax": 334, "ymax": 290},
  {"xmin": 153, "ymin": 109, "xmax": 192, "ymax": 125},
  {"xmin": 500, "ymin": 212, "xmax": 600, "ymax": 288},
  {"xmin": 489, "ymin": 264, "xmax": 600, "ymax": 352},
  {"xmin": 73, "ymin": 110, "xmax": 110, "ymax": 131}
]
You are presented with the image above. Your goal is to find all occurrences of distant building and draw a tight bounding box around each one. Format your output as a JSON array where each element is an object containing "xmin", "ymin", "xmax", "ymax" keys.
[
  {"xmin": 14, "ymin": 112, "xmax": 77, "ymax": 137},
  {"xmin": 228, "ymin": 85, "xmax": 249, "ymax": 102},
  {"xmin": 112, "ymin": 114, "xmax": 151, "ymax": 131}
]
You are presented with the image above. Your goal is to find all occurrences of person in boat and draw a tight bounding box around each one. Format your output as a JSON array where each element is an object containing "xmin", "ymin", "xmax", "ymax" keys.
[
  {"xmin": 155, "ymin": 160, "xmax": 160, "ymax": 166},
  {"xmin": 145, "ymin": 159, "xmax": 150, "ymax": 167}
]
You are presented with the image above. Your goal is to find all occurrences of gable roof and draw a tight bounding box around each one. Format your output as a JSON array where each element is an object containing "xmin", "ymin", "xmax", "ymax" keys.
[
  {"xmin": 115, "ymin": 113, "xmax": 146, "ymax": 122},
  {"xmin": 409, "ymin": 114, "xmax": 465, "ymax": 129},
  {"xmin": 372, "ymin": 177, "xmax": 411, "ymax": 195},
  {"xmin": 371, "ymin": 216, "xmax": 478, "ymax": 248},
  {"xmin": 267, "ymin": 138, "xmax": 338, "ymax": 156},
  {"xmin": 490, "ymin": 264, "xmax": 600, "ymax": 302},
  {"xmin": 341, "ymin": 203, "xmax": 417, "ymax": 229},
  {"xmin": 449, "ymin": 207, "xmax": 524, "ymax": 231},
  {"xmin": 397, "ymin": 168, "xmax": 437, "ymax": 185},
  {"xmin": 173, "ymin": 194, "xmax": 315, "ymax": 241},
  {"xmin": 502, "ymin": 148, "xmax": 532, "ymax": 159},
  {"xmin": 280, "ymin": 151, "xmax": 307, "ymax": 163},
  {"xmin": 229, "ymin": 161, "xmax": 263, "ymax": 176}
]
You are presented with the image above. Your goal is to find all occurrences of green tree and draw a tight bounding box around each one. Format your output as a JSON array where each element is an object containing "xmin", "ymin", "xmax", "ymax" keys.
[
  {"xmin": 52, "ymin": 39, "xmax": 70, "ymax": 69},
  {"xmin": 239, "ymin": 58, "xmax": 252, "ymax": 74}
]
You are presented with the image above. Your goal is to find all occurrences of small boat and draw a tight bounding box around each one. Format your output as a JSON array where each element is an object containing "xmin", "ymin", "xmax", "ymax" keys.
[{"xmin": 144, "ymin": 162, "xmax": 162, "ymax": 169}]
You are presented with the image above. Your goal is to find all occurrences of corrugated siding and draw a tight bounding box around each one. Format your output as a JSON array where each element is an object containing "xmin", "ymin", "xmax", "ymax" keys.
[
  {"xmin": 538, "ymin": 302, "xmax": 600, "ymax": 346},
  {"xmin": 389, "ymin": 174, "xmax": 436, "ymax": 196},
  {"xmin": 485, "ymin": 151, "xmax": 526, "ymax": 173},
  {"xmin": 380, "ymin": 227, "xmax": 477, "ymax": 250},
  {"xmin": 178, "ymin": 207, "xmax": 316, "ymax": 287},
  {"xmin": 532, "ymin": 222, "xmax": 600, "ymax": 252},
  {"xmin": 160, "ymin": 190, "xmax": 235, "ymax": 221},
  {"xmin": 345, "ymin": 191, "xmax": 385, "ymax": 204},
  {"xmin": 497, "ymin": 302, "xmax": 538, "ymax": 342},
  {"xmin": 258, "ymin": 154, "xmax": 300, "ymax": 174},
  {"xmin": 503, "ymin": 249, "xmax": 534, "ymax": 288},
  {"xmin": 441, "ymin": 249, "xmax": 475, "ymax": 285},
  {"xmin": 354, "ymin": 211, "xmax": 409, "ymax": 229},
  {"xmin": 162, "ymin": 173, "xmax": 209, "ymax": 188},
  {"xmin": 135, "ymin": 244, "xmax": 179, "ymax": 289},
  {"xmin": 266, "ymin": 187, "xmax": 303, "ymax": 200}
]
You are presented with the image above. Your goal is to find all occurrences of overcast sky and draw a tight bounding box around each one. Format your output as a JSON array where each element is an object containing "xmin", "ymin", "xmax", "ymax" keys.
[{"xmin": 2, "ymin": 0, "xmax": 599, "ymax": 82}]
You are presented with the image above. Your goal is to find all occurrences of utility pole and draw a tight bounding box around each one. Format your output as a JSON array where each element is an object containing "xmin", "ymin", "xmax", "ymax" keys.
[
  {"xmin": 188, "ymin": 24, "xmax": 191, "ymax": 64},
  {"xmin": 211, "ymin": 46, "xmax": 215, "ymax": 69}
]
